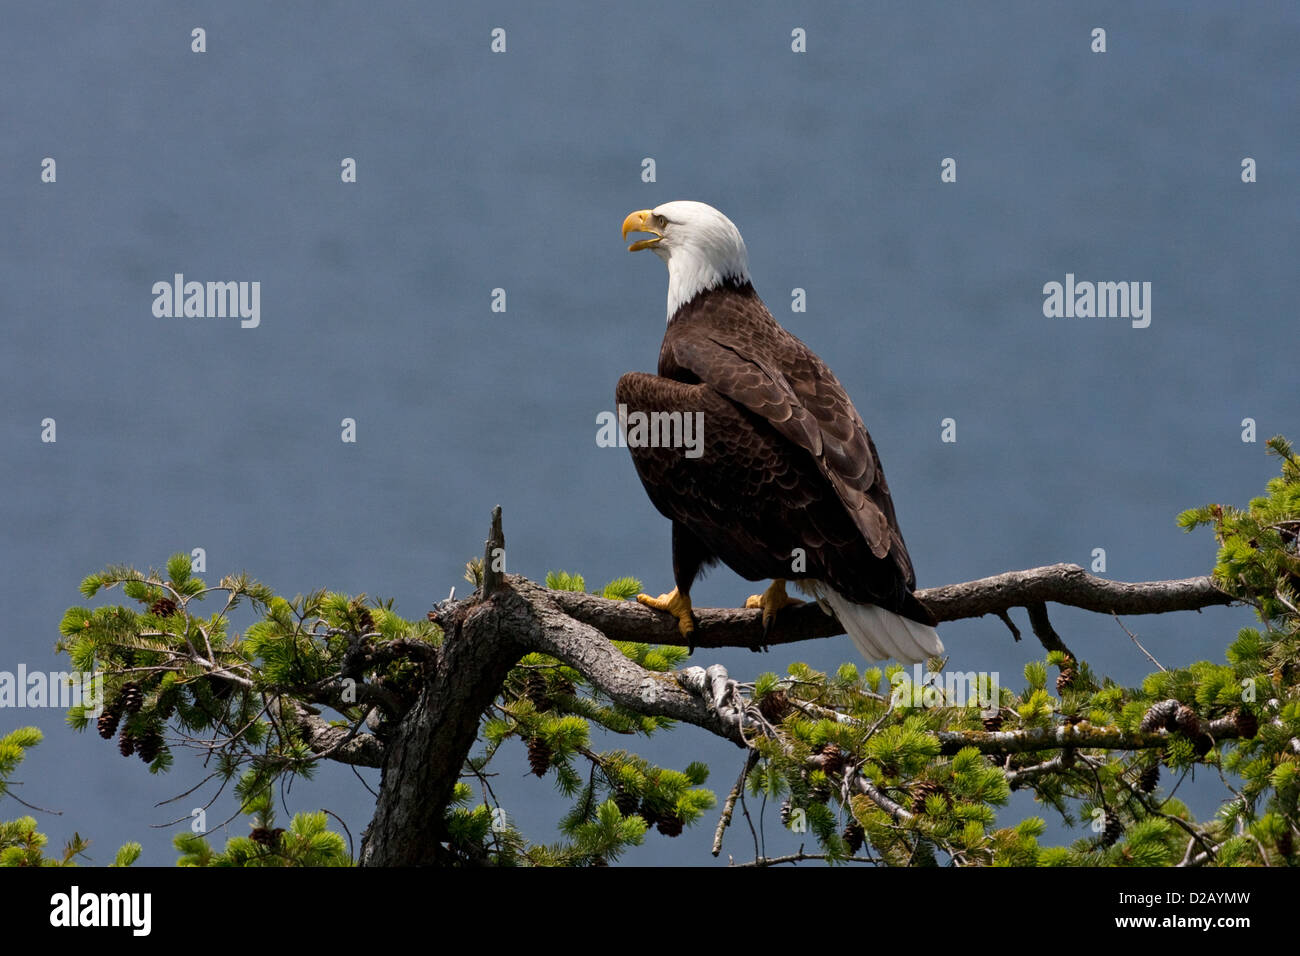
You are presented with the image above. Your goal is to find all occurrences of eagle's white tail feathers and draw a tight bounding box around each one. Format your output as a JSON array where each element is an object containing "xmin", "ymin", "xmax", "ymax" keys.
[{"xmin": 811, "ymin": 582, "xmax": 943, "ymax": 664}]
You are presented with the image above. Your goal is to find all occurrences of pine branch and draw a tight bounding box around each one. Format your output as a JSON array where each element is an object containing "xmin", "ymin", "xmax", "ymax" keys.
[
  {"xmin": 285, "ymin": 699, "xmax": 385, "ymax": 768},
  {"xmin": 937, "ymin": 714, "xmax": 1244, "ymax": 756},
  {"xmin": 730, "ymin": 848, "xmax": 879, "ymax": 867},
  {"xmin": 712, "ymin": 749, "xmax": 760, "ymax": 856},
  {"xmin": 548, "ymin": 563, "xmax": 1232, "ymax": 650},
  {"xmin": 355, "ymin": 509, "xmax": 1253, "ymax": 864}
]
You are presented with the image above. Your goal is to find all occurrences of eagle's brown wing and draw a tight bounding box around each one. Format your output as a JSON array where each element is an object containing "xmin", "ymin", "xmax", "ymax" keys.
[
  {"xmin": 615, "ymin": 371, "xmax": 879, "ymax": 586},
  {"xmin": 664, "ymin": 303, "xmax": 916, "ymax": 588}
]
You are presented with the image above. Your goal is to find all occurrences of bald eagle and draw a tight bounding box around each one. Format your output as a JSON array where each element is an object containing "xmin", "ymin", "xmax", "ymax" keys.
[{"xmin": 616, "ymin": 201, "xmax": 942, "ymax": 663}]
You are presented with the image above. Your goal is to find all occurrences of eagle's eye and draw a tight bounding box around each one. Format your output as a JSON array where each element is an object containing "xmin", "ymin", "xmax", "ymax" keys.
[{"xmin": 654, "ymin": 214, "xmax": 668, "ymax": 229}]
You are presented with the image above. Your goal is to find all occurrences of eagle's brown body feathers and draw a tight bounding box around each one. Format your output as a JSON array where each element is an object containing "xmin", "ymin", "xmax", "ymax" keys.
[{"xmin": 616, "ymin": 280, "xmax": 935, "ymax": 629}]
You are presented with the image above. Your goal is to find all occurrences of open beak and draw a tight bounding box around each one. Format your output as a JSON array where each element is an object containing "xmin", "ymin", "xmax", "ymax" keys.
[{"xmin": 622, "ymin": 209, "xmax": 663, "ymax": 252}]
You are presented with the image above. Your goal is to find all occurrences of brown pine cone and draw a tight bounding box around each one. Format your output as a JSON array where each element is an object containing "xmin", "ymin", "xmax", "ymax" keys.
[
  {"xmin": 523, "ymin": 673, "xmax": 550, "ymax": 710},
  {"xmin": 1138, "ymin": 763, "xmax": 1160, "ymax": 793},
  {"xmin": 758, "ymin": 689, "xmax": 792, "ymax": 723},
  {"xmin": 118, "ymin": 729, "xmax": 135, "ymax": 757},
  {"xmin": 613, "ymin": 789, "xmax": 639, "ymax": 817},
  {"xmin": 1102, "ymin": 813, "xmax": 1123, "ymax": 847},
  {"xmin": 120, "ymin": 682, "xmax": 143, "ymax": 714},
  {"xmin": 655, "ymin": 813, "xmax": 684, "ymax": 838},
  {"xmin": 842, "ymin": 820, "xmax": 865, "ymax": 854},
  {"xmin": 249, "ymin": 826, "xmax": 285, "ymax": 847},
  {"xmin": 1174, "ymin": 705, "xmax": 1201, "ymax": 737},
  {"xmin": 982, "ymin": 712, "xmax": 1004, "ymax": 732},
  {"xmin": 638, "ymin": 800, "xmax": 662, "ymax": 828},
  {"xmin": 97, "ymin": 709, "xmax": 121, "ymax": 740},
  {"xmin": 1234, "ymin": 710, "xmax": 1259, "ymax": 739},
  {"xmin": 911, "ymin": 781, "xmax": 947, "ymax": 815},
  {"xmin": 1056, "ymin": 663, "xmax": 1076, "ymax": 693},
  {"xmin": 816, "ymin": 742, "xmax": 845, "ymax": 776},
  {"xmin": 136, "ymin": 730, "xmax": 163, "ymax": 763},
  {"xmin": 149, "ymin": 597, "xmax": 177, "ymax": 618},
  {"xmin": 526, "ymin": 737, "xmax": 552, "ymax": 777},
  {"xmin": 1139, "ymin": 699, "xmax": 1180, "ymax": 733}
]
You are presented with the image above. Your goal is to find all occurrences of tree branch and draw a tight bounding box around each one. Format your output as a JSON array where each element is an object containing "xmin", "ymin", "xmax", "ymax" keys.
[
  {"xmin": 482, "ymin": 505, "xmax": 505, "ymax": 595},
  {"xmin": 354, "ymin": 512, "xmax": 1242, "ymax": 864},
  {"xmin": 284, "ymin": 699, "xmax": 385, "ymax": 768},
  {"xmin": 937, "ymin": 713, "xmax": 1244, "ymax": 755},
  {"xmin": 548, "ymin": 563, "xmax": 1232, "ymax": 650}
]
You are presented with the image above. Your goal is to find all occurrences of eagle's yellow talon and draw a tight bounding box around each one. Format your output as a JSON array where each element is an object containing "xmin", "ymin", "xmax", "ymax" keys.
[
  {"xmin": 745, "ymin": 580, "xmax": 804, "ymax": 631},
  {"xmin": 637, "ymin": 588, "xmax": 696, "ymax": 640}
]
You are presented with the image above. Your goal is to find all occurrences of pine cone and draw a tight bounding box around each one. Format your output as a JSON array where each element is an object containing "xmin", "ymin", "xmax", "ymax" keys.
[
  {"xmin": 1056, "ymin": 664, "xmax": 1076, "ymax": 693},
  {"xmin": 1234, "ymin": 710, "xmax": 1259, "ymax": 739},
  {"xmin": 249, "ymin": 826, "xmax": 285, "ymax": 847},
  {"xmin": 523, "ymin": 673, "xmax": 550, "ymax": 710},
  {"xmin": 982, "ymin": 712, "xmax": 1004, "ymax": 732},
  {"xmin": 356, "ymin": 607, "xmax": 374, "ymax": 632},
  {"xmin": 1102, "ymin": 813, "xmax": 1123, "ymax": 847},
  {"xmin": 638, "ymin": 800, "xmax": 662, "ymax": 829},
  {"xmin": 758, "ymin": 690, "xmax": 792, "ymax": 723},
  {"xmin": 1138, "ymin": 763, "xmax": 1160, "ymax": 793},
  {"xmin": 614, "ymin": 789, "xmax": 640, "ymax": 817},
  {"xmin": 120, "ymin": 682, "xmax": 143, "ymax": 714},
  {"xmin": 656, "ymin": 813, "xmax": 684, "ymax": 838},
  {"xmin": 526, "ymin": 737, "xmax": 551, "ymax": 777},
  {"xmin": 842, "ymin": 820, "xmax": 865, "ymax": 854},
  {"xmin": 1139, "ymin": 699, "xmax": 1179, "ymax": 733},
  {"xmin": 136, "ymin": 730, "xmax": 163, "ymax": 763},
  {"xmin": 97, "ymin": 709, "xmax": 121, "ymax": 740},
  {"xmin": 816, "ymin": 742, "xmax": 845, "ymax": 776},
  {"xmin": 911, "ymin": 781, "xmax": 946, "ymax": 815},
  {"xmin": 118, "ymin": 728, "xmax": 135, "ymax": 757},
  {"xmin": 779, "ymin": 800, "xmax": 792, "ymax": 828},
  {"xmin": 149, "ymin": 597, "xmax": 177, "ymax": 618},
  {"xmin": 1174, "ymin": 705, "xmax": 1201, "ymax": 737},
  {"xmin": 554, "ymin": 673, "xmax": 576, "ymax": 698}
]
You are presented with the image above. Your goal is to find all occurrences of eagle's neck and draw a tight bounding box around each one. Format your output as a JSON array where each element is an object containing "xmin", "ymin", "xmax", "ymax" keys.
[
  {"xmin": 665, "ymin": 278, "xmax": 761, "ymax": 331},
  {"xmin": 663, "ymin": 245, "xmax": 750, "ymax": 321}
]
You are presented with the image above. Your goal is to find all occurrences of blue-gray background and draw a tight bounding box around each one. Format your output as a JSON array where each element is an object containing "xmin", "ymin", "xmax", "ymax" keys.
[{"xmin": 3, "ymin": 2, "xmax": 1296, "ymax": 866}]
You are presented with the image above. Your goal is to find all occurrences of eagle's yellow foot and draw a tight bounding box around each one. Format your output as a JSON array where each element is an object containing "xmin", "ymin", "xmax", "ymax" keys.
[
  {"xmin": 637, "ymin": 588, "xmax": 697, "ymax": 650},
  {"xmin": 745, "ymin": 580, "xmax": 804, "ymax": 646}
]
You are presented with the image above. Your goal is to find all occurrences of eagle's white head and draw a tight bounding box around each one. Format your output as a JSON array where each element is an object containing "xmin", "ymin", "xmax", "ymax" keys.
[{"xmin": 622, "ymin": 200, "xmax": 751, "ymax": 321}]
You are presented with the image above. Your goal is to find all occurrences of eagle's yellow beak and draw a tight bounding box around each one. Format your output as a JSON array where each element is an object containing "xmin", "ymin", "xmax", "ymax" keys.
[{"xmin": 622, "ymin": 209, "xmax": 663, "ymax": 252}]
